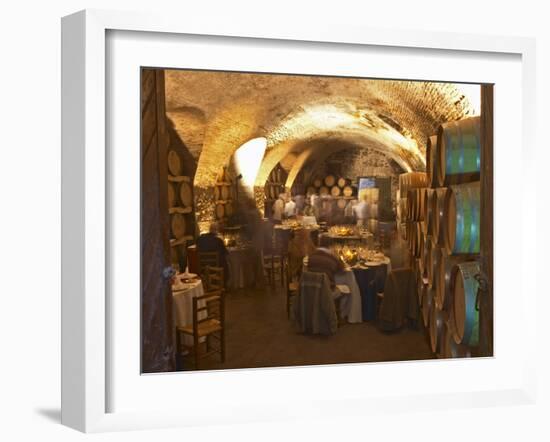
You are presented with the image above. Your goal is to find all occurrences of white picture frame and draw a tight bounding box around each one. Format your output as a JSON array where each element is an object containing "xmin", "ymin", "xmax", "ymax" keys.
[{"xmin": 61, "ymin": 9, "xmax": 537, "ymax": 433}]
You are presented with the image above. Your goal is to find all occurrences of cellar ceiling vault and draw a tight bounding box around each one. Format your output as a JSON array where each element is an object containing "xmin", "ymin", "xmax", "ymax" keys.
[{"xmin": 164, "ymin": 70, "xmax": 479, "ymax": 188}]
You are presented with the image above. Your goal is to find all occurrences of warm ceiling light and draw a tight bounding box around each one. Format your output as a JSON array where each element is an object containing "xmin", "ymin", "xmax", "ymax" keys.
[{"xmin": 233, "ymin": 137, "xmax": 268, "ymax": 190}]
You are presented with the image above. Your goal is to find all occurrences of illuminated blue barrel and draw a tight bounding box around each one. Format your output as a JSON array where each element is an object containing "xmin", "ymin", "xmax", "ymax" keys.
[
  {"xmin": 436, "ymin": 116, "xmax": 481, "ymax": 186},
  {"xmin": 444, "ymin": 182, "xmax": 480, "ymax": 255}
]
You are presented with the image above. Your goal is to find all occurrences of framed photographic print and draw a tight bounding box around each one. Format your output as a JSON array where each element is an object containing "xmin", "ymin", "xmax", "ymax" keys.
[{"xmin": 61, "ymin": 9, "xmax": 537, "ymax": 433}]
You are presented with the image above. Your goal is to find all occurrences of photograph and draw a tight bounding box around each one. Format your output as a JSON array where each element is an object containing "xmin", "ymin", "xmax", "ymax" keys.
[{"xmin": 141, "ymin": 68, "xmax": 493, "ymax": 373}]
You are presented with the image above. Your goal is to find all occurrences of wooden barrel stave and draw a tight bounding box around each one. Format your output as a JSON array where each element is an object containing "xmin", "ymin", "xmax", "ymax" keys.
[
  {"xmin": 398, "ymin": 172, "xmax": 428, "ymax": 196},
  {"xmin": 426, "ymin": 135, "xmax": 440, "ymax": 188},
  {"xmin": 432, "ymin": 187, "xmax": 448, "ymax": 246},
  {"xmin": 423, "ymin": 189, "xmax": 434, "ymax": 234},
  {"xmin": 422, "ymin": 287, "xmax": 433, "ymax": 327},
  {"xmin": 430, "ymin": 307, "xmax": 446, "ymax": 354}
]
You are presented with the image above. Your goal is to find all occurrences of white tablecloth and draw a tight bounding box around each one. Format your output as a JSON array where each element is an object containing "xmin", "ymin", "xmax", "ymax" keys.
[
  {"xmin": 334, "ymin": 270, "xmax": 363, "ymax": 323},
  {"xmin": 302, "ymin": 256, "xmax": 363, "ymax": 324},
  {"xmin": 172, "ymin": 279, "xmax": 205, "ymax": 345}
]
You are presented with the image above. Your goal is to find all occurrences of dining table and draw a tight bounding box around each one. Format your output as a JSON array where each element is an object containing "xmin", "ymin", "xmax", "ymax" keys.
[
  {"xmin": 303, "ymin": 252, "xmax": 391, "ymax": 322},
  {"xmin": 350, "ymin": 256, "xmax": 391, "ymax": 321},
  {"xmin": 226, "ymin": 245, "xmax": 264, "ymax": 290}
]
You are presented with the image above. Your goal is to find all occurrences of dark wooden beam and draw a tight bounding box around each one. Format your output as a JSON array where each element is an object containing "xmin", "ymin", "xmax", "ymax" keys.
[{"xmin": 480, "ymin": 84, "xmax": 494, "ymax": 357}]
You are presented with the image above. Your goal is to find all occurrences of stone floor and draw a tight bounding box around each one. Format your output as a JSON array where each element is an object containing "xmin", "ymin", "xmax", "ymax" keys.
[{"xmin": 180, "ymin": 281, "xmax": 435, "ymax": 372}]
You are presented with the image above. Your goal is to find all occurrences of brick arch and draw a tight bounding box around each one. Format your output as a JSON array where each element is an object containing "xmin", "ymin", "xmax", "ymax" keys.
[{"xmin": 165, "ymin": 71, "xmax": 478, "ymax": 193}]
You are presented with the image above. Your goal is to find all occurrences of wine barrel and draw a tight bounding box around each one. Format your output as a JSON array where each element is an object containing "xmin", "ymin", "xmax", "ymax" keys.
[
  {"xmin": 422, "ymin": 287, "xmax": 433, "ymax": 327},
  {"xmin": 444, "ymin": 182, "xmax": 480, "ymax": 254},
  {"xmin": 426, "ymin": 135, "xmax": 439, "ymax": 188},
  {"xmin": 219, "ymin": 166, "xmax": 228, "ymax": 182},
  {"xmin": 167, "ymin": 150, "xmax": 181, "ymax": 176},
  {"xmin": 170, "ymin": 213, "xmax": 186, "ymax": 238},
  {"xmin": 306, "ymin": 186, "xmax": 316, "ymax": 197},
  {"xmin": 343, "ymin": 185, "xmax": 353, "ymax": 197},
  {"xmin": 179, "ymin": 182, "xmax": 193, "ymax": 207},
  {"xmin": 225, "ymin": 201, "xmax": 234, "ymax": 217},
  {"xmin": 324, "ymin": 175, "xmax": 336, "ymax": 187},
  {"xmin": 398, "ymin": 172, "xmax": 428, "ymax": 196},
  {"xmin": 220, "ymin": 184, "xmax": 230, "ymax": 201},
  {"xmin": 397, "ymin": 197, "xmax": 408, "ymax": 221},
  {"xmin": 399, "ymin": 222, "xmax": 407, "ymax": 240},
  {"xmin": 215, "ymin": 203, "xmax": 225, "ymax": 219},
  {"xmin": 423, "ymin": 188, "xmax": 434, "ymax": 235},
  {"xmin": 406, "ymin": 188, "xmax": 426, "ymax": 222},
  {"xmin": 416, "ymin": 259, "xmax": 425, "ymax": 305},
  {"xmin": 430, "ymin": 307, "xmax": 446, "ymax": 354},
  {"xmin": 214, "ymin": 186, "xmax": 221, "ymax": 201},
  {"xmin": 167, "ymin": 182, "xmax": 177, "ymax": 208},
  {"xmin": 416, "ymin": 222, "xmax": 425, "ymax": 258},
  {"xmin": 337, "ymin": 177, "xmax": 348, "ymax": 188},
  {"xmin": 313, "ymin": 178, "xmax": 322, "ymax": 188},
  {"xmin": 421, "ymin": 234, "xmax": 432, "ymax": 279},
  {"xmin": 452, "ymin": 261, "xmax": 481, "ymax": 346},
  {"xmin": 431, "ymin": 187, "xmax": 448, "ymax": 247},
  {"xmin": 441, "ymin": 318, "xmax": 472, "ymax": 358},
  {"xmin": 435, "ymin": 252, "xmax": 468, "ymax": 311},
  {"xmin": 330, "ymin": 186, "xmax": 341, "ymax": 197},
  {"xmin": 336, "ymin": 198, "xmax": 347, "ymax": 209},
  {"xmin": 426, "ymin": 244, "xmax": 441, "ymax": 289},
  {"xmin": 436, "ymin": 116, "xmax": 481, "ymax": 186},
  {"xmin": 319, "ymin": 186, "xmax": 329, "ymax": 196},
  {"xmin": 416, "ymin": 232, "xmax": 426, "ymax": 277}
]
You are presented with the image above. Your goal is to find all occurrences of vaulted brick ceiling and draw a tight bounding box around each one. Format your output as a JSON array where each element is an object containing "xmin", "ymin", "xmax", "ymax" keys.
[{"xmin": 164, "ymin": 70, "xmax": 478, "ymax": 188}]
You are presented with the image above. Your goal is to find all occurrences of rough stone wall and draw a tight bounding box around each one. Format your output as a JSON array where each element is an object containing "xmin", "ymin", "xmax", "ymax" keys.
[{"xmin": 301, "ymin": 146, "xmax": 405, "ymax": 206}]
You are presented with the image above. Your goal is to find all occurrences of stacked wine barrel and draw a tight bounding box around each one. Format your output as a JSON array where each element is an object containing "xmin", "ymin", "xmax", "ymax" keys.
[
  {"xmin": 264, "ymin": 164, "xmax": 286, "ymax": 201},
  {"xmin": 214, "ymin": 166, "xmax": 235, "ymax": 221},
  {"xmin": 402, "ymin": 116, "xmax": 482, "ymax": 358},
  {"xmin": 167, "ymin": 150, "xmax": 195, "ymax": 266},
  {"xmin": 307, "ymin": 175, "xmax": 356, "ymax": 221}
]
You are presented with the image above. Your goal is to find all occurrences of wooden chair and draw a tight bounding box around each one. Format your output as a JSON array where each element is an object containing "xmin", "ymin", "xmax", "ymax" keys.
[
  {"xmin": 203, "ymin": 265, "xmax": 224, "ymax": 293},
  {"xmin": 262, "ymin": 232, "xmax": 285, "ymax": 287},
  {"xmin": 285, "ymin": 259, "xmax": 300, "ymax": 318},
  {"xmin": 176, "ymin": 290, "xmax": 225, "ymax": 370},
  {"xmin": 198, "ymin": 251, "xmax": 220, "ymax": 276}
]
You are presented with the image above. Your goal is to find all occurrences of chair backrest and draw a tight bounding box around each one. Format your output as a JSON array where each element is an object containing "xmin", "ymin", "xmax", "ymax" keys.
[
  {"xmin": 192, "ymin": 289, "xmax": 224, "ymax": 334},
  {"xmin": 296, "ymin": 271, "xmax": 337, "ymax": 335},
  {"xmin": 204, "ymin": 265, "xmax": 224, "ymax": 292},
  {"xmin": 198, "ymin": 251, "xmax": 220, "ymax": 275}
]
